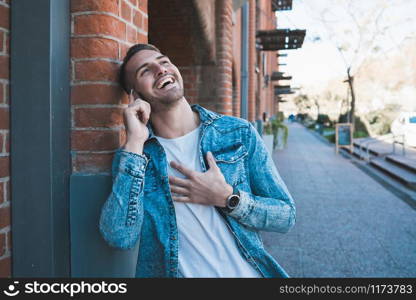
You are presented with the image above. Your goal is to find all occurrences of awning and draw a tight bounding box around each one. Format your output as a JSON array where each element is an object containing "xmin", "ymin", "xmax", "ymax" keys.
[
  {"xmin": 271, "ymin": 72, "xmax": 292, "ymax": 81},
  {"xmin": 276, "ymin": 90, "xmax": 295, "ymax": 95},
  {"xmin": 271, "ymin": 0, "xmax": 292, "ymax": 11},
  {"xmin": 274, "ymin": 85, "xmax": 295, "ymax": 95},
  {"xmin": 256, "ymin": 29, "xmax": 306, "ymax": 50}
]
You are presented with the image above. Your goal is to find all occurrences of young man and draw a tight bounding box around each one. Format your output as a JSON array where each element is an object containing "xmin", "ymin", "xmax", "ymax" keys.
[{"xmin": 99, "ymin": 44, "xmax": 296, "ymax": 278}]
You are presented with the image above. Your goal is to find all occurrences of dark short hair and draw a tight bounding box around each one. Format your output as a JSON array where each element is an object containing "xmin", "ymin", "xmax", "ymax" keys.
[{"xmin": 119, "ymin": 44, "xmax": 161, "ymax": 93}]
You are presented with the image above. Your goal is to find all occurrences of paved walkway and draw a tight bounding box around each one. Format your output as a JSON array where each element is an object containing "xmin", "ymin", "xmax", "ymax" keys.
[{"xmin": 262, "ymin": 123, "xmax": 416, "ymax": 277}]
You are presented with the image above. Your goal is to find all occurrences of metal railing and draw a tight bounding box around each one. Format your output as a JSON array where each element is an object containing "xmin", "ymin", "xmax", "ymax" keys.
[
  {"xmin": 393, "ymin": 134, "xmax": 406, "ymax": 156},
  {"xmin": 357, "ymin": 134, "xmax": 406, "ymax": 162}
]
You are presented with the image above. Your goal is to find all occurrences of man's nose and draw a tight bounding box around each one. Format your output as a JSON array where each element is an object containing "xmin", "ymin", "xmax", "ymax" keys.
[{"xmin": 154, "ymin": 64, "xmax": 168, "ymax": 76}]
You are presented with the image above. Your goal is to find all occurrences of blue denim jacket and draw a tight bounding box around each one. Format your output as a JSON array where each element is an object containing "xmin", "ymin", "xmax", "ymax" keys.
[{"xmin": 99, "ymin": 104, "xmax": 296, "ymax": 278}]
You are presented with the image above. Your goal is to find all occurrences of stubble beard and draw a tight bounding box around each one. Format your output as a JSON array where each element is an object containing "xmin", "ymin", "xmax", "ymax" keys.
[{"xmin": 146, "ymin": 86, "xmax": 185, "ymax": 112}]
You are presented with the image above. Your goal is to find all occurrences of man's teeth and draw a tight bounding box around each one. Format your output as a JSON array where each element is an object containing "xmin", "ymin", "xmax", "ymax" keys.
[{"xmin": 157, "ymin": 77, "xmax": 175, "ymax": 89}]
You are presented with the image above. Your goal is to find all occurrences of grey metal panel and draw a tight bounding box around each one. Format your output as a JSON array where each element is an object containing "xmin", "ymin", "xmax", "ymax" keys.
[
  {"xmin": 232, "ymin": 0, "xmax": 248, "ymax": 11},
  {"xmin": 70, "ymin": 175, "xmax": 140, "ymax": 277},
  {"xmin": 240, "ymin": 2, "xmax": 249, "ymax": 120},
  {"xmin": 10, "ymin": 0, "xmax": 70, "ymax": 276}
]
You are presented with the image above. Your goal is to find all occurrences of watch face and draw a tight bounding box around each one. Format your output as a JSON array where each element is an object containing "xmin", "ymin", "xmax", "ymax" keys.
[{"xmin": 228, "ymin": 195, "xmax": 240, "ymax": 208}]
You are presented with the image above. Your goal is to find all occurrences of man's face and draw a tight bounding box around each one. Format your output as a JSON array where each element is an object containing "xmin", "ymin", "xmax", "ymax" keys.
[{"xmin": 125, "ymin": 49, "xmax": 184, "ymax": 109}]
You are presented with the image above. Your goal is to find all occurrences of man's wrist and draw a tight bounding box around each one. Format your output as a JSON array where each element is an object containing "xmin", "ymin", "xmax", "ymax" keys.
[
  {"xmin": 218, "ymin": 184, "xmax": 233, "ymax": 208},
  {"xmin": 124, "ymin": 140, "xmax": 144, "ymax": 154}
]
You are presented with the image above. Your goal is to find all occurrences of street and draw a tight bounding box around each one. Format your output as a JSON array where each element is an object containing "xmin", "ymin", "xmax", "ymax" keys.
[{"xmin": 262, "ymin": 123, "xmax": 416, "ymax": 277}]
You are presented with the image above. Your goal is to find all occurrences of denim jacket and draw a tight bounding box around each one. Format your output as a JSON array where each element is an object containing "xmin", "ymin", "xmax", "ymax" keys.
[{"xmin": 99, "ymin": 104, "xmax": 296, "ymax": 278}]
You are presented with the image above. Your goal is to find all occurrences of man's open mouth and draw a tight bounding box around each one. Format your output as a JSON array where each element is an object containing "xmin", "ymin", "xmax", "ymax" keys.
[{"xmin": 155, "ymin": 75, "xmax": 176, "ymax": 90}]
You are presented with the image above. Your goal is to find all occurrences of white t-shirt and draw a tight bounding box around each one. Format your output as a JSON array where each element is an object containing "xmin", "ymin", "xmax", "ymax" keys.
[{"xmin": 155, "ymin": 125, "xmax": 261, "ymax": 278}]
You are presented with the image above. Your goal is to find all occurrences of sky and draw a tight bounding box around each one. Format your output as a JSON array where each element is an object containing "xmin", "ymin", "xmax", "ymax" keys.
[{"xmin": 276, "ymin": 0, "xmax": 416, "ymax": 90}]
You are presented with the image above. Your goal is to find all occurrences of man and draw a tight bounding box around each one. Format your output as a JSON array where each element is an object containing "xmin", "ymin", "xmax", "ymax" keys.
[{"xmin": 99, "ymin": 44, "xmax": 296, "ymax": 278}]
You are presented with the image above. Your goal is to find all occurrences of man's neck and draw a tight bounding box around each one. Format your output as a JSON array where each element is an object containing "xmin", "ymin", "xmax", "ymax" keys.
[{"xmin": 150, "ymin": 98, "xmax": 200, "ymax": 139}]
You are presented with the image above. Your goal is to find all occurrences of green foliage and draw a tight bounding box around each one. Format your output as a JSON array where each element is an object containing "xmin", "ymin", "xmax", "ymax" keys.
[
  {"xmin": 338, "ymin": 112, "xmax": 349, "ymax": 123},
  {"xmin": 353, "ymin": 130, "xmax": 368, "ymax": 138},
  {"xmin": 271, "ymin": 119, "xmax": 288, "ymax": 148},
  {"xmin": 276, "ymin": 111, "xmax": 285, "ymax": 122},
  {"xmin": 366, "ymin": 104, "xmax": 400, "ymax": 136},
  {"xmin": 324, "ymin": 133, "xmax": 336, "ymax": 143},
  {"xmin": 316, "ymin": 114, "xmax": 332, "ymax": 126},
  {"xmin": 263, "ymin": 117, "xmax": 289, "ymax": 149},
  {"xmin": 263, "ymin": 122, "xmax": 272, "ymax": 135},
  {"xmin": 338, "ymin": 113, "xmax": 369, "ymax": 136},
  {"xmin": 354, "ymin": 116, "xmax": 369, "ymax": 135}
]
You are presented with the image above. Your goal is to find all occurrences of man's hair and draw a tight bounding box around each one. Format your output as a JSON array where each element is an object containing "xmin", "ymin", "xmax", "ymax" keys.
[{"xmin": 119, "ymin": 43, "xmax": 161, "ymax": 93}]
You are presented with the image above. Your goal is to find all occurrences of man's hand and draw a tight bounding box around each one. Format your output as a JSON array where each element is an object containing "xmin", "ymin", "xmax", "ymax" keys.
[
  {"xmin": 168, "ymin": 152, "xmax": 233, "ymax": 207},
  {"xmin": 123, "ymin": 90, "xmax": 151, "ymax": 154}
]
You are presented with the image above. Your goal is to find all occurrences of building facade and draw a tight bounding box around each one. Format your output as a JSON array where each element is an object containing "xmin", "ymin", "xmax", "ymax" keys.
[{"xmin": 0, "ymin": 0, "xmax": 303, "ymax": 277}]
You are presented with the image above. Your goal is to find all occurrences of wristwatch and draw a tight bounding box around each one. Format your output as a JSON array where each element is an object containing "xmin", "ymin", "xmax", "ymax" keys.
[{"xmin": 224, "ymin": 188, "xmax": 240, "ymax": 213}]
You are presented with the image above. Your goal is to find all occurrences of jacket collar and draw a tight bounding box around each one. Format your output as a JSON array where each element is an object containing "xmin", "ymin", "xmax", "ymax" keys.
[{"xmin": 146, "ymin": 104, "xmax": 222, "ymax": 140}]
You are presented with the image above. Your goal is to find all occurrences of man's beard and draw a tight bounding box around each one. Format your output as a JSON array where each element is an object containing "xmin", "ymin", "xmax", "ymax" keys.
[{"xmin": 145, "ymin": 87, "xmax": 185, "ymax": 111}]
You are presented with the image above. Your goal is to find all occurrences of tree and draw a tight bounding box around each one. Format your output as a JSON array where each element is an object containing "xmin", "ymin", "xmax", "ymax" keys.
[
  {"xmin": 303, "ymin": 0, "xmax": 416, "ymax": 131},
  {"xmin": 293, "ymin": 93, "xmax": 312, "ymax": 114}
]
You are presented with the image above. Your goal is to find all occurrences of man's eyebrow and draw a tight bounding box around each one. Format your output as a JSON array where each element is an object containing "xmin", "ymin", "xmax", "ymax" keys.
[{"xmin": 135, "ymin": 55, "xmax": 167, "ymax": 76}]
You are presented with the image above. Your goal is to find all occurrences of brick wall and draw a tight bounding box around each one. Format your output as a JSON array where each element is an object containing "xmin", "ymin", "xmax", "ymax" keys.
[
  {"xmin": 149, "ymin": 0, "xmax": 235, "ymax": 116},
  {"xmin": 149, "ymin": 0, "xmax": 217, "ymax": 110},
  {"xmin": 215, "ymin": 0, "xmax": 233, "ymax": 116},
  {"xmin": 149, "ymin": 0, "xmax": 200, "ymax": 105},
  {"xmin": 71, "ymin": 0, "xmax": 148, "ymax": 174},
  {"xmin": 0, "ymin": 0, "xmax": 10, "ymax": 278},
  {"xmin": 232, "ymin": 9, "xmax": 242, "ymax": 117},
  {"xmin": 256, "ymin": 0, "xmax": 278, "ymax": 120}
]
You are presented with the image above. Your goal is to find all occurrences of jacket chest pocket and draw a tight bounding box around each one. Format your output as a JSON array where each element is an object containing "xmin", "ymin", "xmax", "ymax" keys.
[{"xmin": 212, "ymin": 143, "xmax": 248, "ymax": 187}]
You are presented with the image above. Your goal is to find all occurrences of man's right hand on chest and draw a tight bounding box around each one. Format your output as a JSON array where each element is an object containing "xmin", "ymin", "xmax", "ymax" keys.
[{"xmin": 123, "ymin": 91, "xmax": 151, "ymax": 154}]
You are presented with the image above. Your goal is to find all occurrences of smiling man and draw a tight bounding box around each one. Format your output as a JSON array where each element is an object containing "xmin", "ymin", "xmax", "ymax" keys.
[{"xmin": 99, "ymin": 44, "xmax": 296, "ymax": 278}]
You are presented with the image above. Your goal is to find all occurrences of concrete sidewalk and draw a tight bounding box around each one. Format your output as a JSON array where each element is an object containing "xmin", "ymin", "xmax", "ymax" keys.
[{"xmin": 262, "ymin": 122, "xmax": 416, "ymax": 277}]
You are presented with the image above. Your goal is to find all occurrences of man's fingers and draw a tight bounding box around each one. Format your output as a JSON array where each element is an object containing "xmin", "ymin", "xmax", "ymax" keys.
[
  {"xmin": 170, "ymin": 161, "xmax": 194, "ymax": 178},
  {"xmin": 172, "ymin": 195, "xmax": 190, "ymax": 203},
  {"xmin": 137, "ymin": 103, "xmax": 150, "ymax": 124},
  {"xmin": 206, "ymin": 151, "xmax": 219, "ymax": 170},
  {"xmin": 169, "ymin": 175, "xmax": 191, "ymax": 188},
  {"xmin": 126, "ymin": 99, "xmax": 151, "ymax": 124},
  {"xmin": 169, "ymin": 184, "xmax": 189, "ymax": 196}
]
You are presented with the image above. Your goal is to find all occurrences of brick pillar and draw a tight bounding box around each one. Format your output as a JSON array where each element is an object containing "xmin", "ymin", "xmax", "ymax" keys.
[
  {"xmin": 0, "ymin": 0, "xmax": 10, "ymax": 278},
  {"xmin": 248, "ymin": 0, "xmax": 256, "ymax": 122},
  {"xmin": 232, "ymin": 9, "xmax": 242, "ymax": 118},
  {"xmin": 216, "ymin": 0, "xmax": 233, "ymax": 116},
  {"xmin": 232, "ymin": 64, "xmax": 241, "ymax": 117},
  {"xmin": 71, "ymin": 0, "xmax": 148, "ymax": 174}
]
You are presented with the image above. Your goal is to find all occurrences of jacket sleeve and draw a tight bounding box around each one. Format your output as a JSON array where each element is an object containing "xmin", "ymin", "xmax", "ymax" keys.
[
  {"xmin": 226, "ymin": 123, "xmax": 296, "ymax": 233},
  {"xmin": 99, "ymin": 149, "xmax": 148, "ymax": 249}
]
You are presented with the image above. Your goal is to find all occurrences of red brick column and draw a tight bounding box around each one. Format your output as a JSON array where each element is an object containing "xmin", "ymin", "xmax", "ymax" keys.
[
  {"xmin": 216, "ymin": 0, "xmax": 233, "ymax": 116},
  {"xmin": 0, "ymin": 0, "xmax": 10, "ymax": 278},
  {"xmin": 248, "ymin": 0, "xmax": 256, "ymax": 122},
  {"xmin": 232, "ymin": 9, "xmax": 242, "ymax": 117},
  {"xmin": 71, "ymin": 0, "xmax": 148, "ymax": 174}
]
